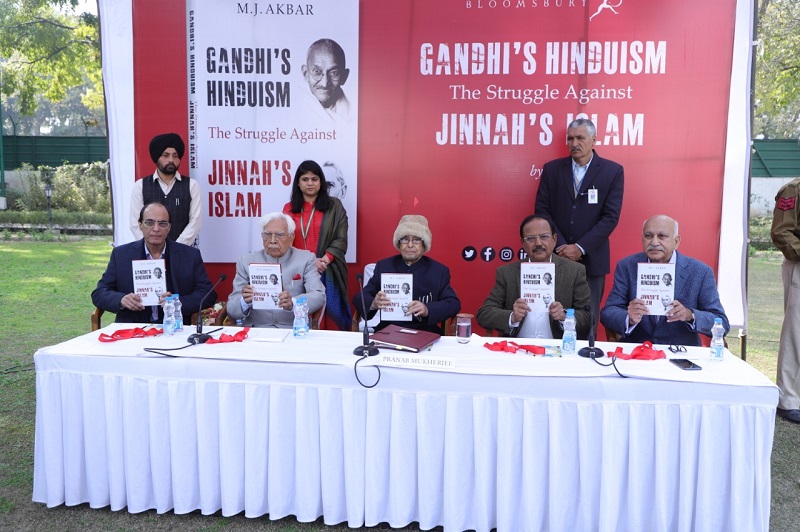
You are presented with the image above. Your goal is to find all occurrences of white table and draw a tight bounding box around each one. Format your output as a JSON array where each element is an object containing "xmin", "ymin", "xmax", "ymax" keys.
[{"xmin": 33, "ymin": 325, "xmax": 777, "ymax": 531}]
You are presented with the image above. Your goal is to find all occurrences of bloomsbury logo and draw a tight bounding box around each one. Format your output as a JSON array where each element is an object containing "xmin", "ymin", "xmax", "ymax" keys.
[
  {"xmin": 465, "ymin": 0, "xmax": 626, "ymax": 21},
  {"xmin": 590, "ymin": 0, "xmax": 623, "ymax": 21}
]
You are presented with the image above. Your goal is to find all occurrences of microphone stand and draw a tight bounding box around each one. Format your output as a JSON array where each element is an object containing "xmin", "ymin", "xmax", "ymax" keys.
[
  {"xmin": 188, "ymin": 273, "xmax": 227, "ymax": 344},
  {"xmin": 578, "ymin": 304, "xmax": 604, "ymax": 359},
  {"xmin": 353, "ymin": 273, "xmax": 379, "ymax": 357}
]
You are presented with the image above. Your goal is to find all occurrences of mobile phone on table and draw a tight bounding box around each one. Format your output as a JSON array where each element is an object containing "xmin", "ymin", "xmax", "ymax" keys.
[{"xmin": 670, "ymin": 358, "xmax": 702, "ymax": 371}]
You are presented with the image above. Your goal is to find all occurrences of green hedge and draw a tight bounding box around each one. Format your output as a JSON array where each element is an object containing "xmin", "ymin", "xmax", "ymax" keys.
[{"xmin": 0, "ymin": 210, "xmax": 111, "ymax": 226}]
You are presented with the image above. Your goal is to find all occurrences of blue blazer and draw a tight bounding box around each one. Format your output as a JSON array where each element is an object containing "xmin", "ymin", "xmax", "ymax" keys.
[
  {"xmin": 91, "ymin": 239, "xmax": 216, "ymax": 323},
  {"xmin": 535, "ymin": 151, "xmax": 624, "ymax": 276},
  {"xmin": 600, "ymin": 251, "xmax": 730, "ymax": 346}
]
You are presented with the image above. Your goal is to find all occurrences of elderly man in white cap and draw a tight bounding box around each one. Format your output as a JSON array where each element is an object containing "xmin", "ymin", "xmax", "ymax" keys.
[{"xmin": 353, "ymin": 214, "xmax": 461, "ymax": 334}]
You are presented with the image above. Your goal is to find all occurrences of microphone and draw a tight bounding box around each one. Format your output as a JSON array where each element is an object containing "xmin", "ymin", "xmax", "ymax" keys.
[
  {"xmin": 578, "ymin": 304, "xmax": 604, "ymax": 359},
  {"xmin": 188, "ymin": 273, "xmax": 227, "ymax": 344},
  {"xmin": 353, "ymin": 272, "xmax": 379, "ymax": 357}
]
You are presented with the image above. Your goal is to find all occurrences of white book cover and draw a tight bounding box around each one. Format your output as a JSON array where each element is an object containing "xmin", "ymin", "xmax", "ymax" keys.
[
  {"xmin": 636, "ymin": 263, "xmax": 676, "ymax": 316},
  {"xmin": 520, "ymin": 262, "xmax": 556, "ymax": 311},
  {"xmin": 132, "ymin": 259, "xmax": 167, "ymax": 306},
  {"xmin": 381, "ymin": 273, "xmax": 413, "ymax": 321},
  {"xmin": 250, "ymin": 263, "xmax": 283, "ymax": 310}
]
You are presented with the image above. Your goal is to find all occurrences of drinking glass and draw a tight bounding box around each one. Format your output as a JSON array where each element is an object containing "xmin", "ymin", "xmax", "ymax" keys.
[{"xmin": 455, "ymin": 313, "xmax": 473, "ymax": 344}]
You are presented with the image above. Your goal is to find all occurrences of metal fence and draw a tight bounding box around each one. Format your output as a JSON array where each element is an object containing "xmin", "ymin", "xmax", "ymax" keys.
[{"xmin": 2, "ymin": 136, "xmax": 108, "ymax": 170}]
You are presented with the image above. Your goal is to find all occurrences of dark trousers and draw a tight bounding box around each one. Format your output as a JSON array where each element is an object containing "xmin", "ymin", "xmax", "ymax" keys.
[{"xmin": 587, "ymin": 274, "xmax": 606, "ymax": 337}]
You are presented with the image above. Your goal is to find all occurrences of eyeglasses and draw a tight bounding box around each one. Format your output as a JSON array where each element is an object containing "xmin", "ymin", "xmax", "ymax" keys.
[
  {"xmin": 522, "ymin": 233, "xmax": 552, "ymax": 243},
  {"xmin": 141, "ymin": 220, "xmax": 170, "ymax": 228},
  {"xmin": 668, "ymin": 345, "xmax": 687, "ymax": 354},
  {"xmin": 262, "ymin": 232, "xmax": 289, "ymax": 241},
  {"xmin": 399, "ymin": 237, "xmax": 423, "ymax": 246},
  {"xmin": 309, "ymin": 68, "xmax": 342, "ymax": 82}
]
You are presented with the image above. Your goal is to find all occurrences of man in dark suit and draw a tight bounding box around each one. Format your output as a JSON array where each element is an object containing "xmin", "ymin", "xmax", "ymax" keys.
[
  {"xmin": 600, "ymin": 215, "xmax": 729, "ymax": 346},
  {"xmin": 535, "ymin": 118, "xmax": 624, "ymax": 329},
  {"xmin": 353, "ymin": 215, "xmax": 460, "ymax": 334},
  {"xmin": 476, "ymin": 215, "xmax": 591, "ymax": 338},
  {"xmin": 93, "ymin": 202, "xmax": 216, "ymax": 323}
]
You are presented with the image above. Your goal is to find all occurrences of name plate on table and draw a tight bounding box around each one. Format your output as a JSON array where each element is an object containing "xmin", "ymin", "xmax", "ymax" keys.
[{"xmin": 380, "ymin": 353, "xmax": 456, "ymax": 370}]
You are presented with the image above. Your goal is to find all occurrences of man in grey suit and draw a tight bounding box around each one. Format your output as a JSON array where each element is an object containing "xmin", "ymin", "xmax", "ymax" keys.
[
  {"xmin": 600, "ymin": 214, "xmax": 729, "ymax": 346},
  {"xmin": 477, "ymin": 215, "xmax": 591, "ymax": 338},
  {"xmin": 227, "ymin": 212, "xmax": 325, "ymax": 328}
]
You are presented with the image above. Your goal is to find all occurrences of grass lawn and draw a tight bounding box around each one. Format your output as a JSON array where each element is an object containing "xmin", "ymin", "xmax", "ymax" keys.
[{"xmin": 0, "ymin": 238, "xmax": 798, "ymax": 531}]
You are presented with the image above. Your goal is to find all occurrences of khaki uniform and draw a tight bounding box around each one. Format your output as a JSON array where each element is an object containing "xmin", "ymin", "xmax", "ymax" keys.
[{"xmin": 771, "ymin": 178, "xmax": 800, "ymax": 409}]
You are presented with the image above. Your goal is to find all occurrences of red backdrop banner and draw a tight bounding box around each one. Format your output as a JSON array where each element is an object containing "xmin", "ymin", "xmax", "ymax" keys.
[{"xmin": 129, "ymin": 0, "xmax": 737, "ymax": 330}]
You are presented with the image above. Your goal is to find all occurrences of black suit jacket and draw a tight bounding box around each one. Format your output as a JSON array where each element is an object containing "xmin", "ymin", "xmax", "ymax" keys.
[
  {"xmin": 535, "ymin": 150, "xmax": 624, "ymax": 276},
  {"xmin": 91, "ymin": 239, "xmax": 216, "ymax": 323},
  {"xmin": 353, "ymin": 255, "xmax": 461, "ymax": 334}
]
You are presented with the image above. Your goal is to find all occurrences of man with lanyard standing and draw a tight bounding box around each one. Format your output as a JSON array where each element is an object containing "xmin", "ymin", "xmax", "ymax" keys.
[
  {"xmin": 130, "ymin": 132, "xmax": 201, "ymax": 246},
  {"xmin": 535, "ymin": 118, "xmax": 624, "ymax": 331}
]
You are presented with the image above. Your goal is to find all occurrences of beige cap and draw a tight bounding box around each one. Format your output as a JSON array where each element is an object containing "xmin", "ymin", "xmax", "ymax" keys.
[{"xmin": 393, "ymin": 214, "xmax": 432, "ymax": 251}]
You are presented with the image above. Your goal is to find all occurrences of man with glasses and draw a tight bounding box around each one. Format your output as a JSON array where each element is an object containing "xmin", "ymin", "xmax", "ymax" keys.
[
  {"xmin": 227, "ymin": 212, "xmax": 325, "ymax": 328},
  {"xmin": 535, "ymin": 118, "xmax": 624, "ymax": 331},
  {"xmin": 301, "ymin": 38, "xmax": 351, "ymax": 124},
  {"xmin": 354, "ymin": 215, "xmax": 460, "ymax": 334},
  {"xmin": 477, "ymin": 215, "xmax": 591, "ymax": 338},
  {"xmin": 600, "ymin": 214, "xmax": 729, "ymax": 346},
  {"xmin": 92, "ymin": 202, "xmax": 215, "ymax": 323}
]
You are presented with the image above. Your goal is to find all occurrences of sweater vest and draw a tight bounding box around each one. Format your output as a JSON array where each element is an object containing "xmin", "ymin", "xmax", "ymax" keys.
[{"xmin": 142, "ymin": 176, "xmax": 192, "ymax": 242}]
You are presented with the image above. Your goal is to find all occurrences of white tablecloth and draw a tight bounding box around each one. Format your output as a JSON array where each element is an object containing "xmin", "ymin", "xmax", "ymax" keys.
[{"xmin": 33, "ymin": 324, "xmax": 777, "ymax": 531}]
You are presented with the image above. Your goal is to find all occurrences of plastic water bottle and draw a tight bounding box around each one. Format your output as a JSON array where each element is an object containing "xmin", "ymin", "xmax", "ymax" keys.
[
  {"xmin": 710, "ymin": 317, "xmax": 725, "ymax": 361},
  {"xmin": 292, "ymin": 295, "xmax": 309, "ymax": 338},
  {"xmin": 561, "ymin": 308, "xmax": 577, "ymax": 355},
  {"xmin": 163, "ymin": 295, "xmax": 176, "ymax": 336},
  {"xmin": 172, "ymin": 294, "xmax": 183, "ymax": 331}
]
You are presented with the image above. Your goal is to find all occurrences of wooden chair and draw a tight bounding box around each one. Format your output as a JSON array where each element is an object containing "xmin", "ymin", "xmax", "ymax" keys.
[
  {"xmin": 91, "ymin": 307, "xmax": 104, "ymax": 331},
  {"xmin": 604, "ymin": 325, "xmax": 622, "ymax": 343}
]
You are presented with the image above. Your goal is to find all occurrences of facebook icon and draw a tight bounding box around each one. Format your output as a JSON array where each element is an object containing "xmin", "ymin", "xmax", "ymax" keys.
[{"xmin": 481, "ymin": 246, "xmax": 495, "ymax": 262}]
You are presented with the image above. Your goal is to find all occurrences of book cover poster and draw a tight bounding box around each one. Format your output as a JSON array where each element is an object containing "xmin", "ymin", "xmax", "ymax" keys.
[
  {"xmin": 520, "ymin": 262, "xmax": 555, "ymax": 311},
  {"xmin": 381, "ymin": 273, "xmax": 413, "ymax": 321},
  {"xmin": 636, "ymin": 262, "xmax": 676, "ymax": 316},
  {"xmin": 250, "ymin": 263, "xmax": 282, "ymax": 309},
  {"xmin": 132, "ymin": 259, "xmax": 167, "ymax": 306}
]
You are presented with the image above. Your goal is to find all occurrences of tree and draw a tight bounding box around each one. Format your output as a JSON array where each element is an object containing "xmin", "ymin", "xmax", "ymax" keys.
[
  {"xmin": 0, "ymin": 0, "xmax": 102, "ymax": 133},
  {"xmin": 754, "ymin": 0, "xmax": 800, "ymax": 139}
]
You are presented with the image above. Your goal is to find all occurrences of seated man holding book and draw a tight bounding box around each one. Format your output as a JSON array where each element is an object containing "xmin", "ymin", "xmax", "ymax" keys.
[
  {"xmin": 477, "ymin": 214, "xmax": 591, "ymax": 338},
  {"xmin": 227, "ymin": 212, "xmax": 325, "ymax": 328},
  {"xmin": 92, "ymin": 202, "xmax": 215, "ymax": 324},
  {"xmin": 353, "ymin": 215, "xmax": 460, "ymax": 334},
  {"xmin": 600, "ymin": 214, "xmax": 729, "ymax": 345}
]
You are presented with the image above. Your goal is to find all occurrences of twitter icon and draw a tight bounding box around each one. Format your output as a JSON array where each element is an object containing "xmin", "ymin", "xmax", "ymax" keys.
[{"xmin": 462, "ymin": 246, "xmax": 477, "ymax": 261}]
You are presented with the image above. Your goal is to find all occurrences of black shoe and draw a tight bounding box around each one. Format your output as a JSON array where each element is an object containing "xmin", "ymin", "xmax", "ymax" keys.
[{"xmin": 777, "ymin": 408, "xmax": 800, "ymax": 424}]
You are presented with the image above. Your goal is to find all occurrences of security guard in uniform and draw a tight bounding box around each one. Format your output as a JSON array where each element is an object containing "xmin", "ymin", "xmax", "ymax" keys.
[{"xmin": 771, "ymin": 177, "xmax": 800, "ymax": 424}]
